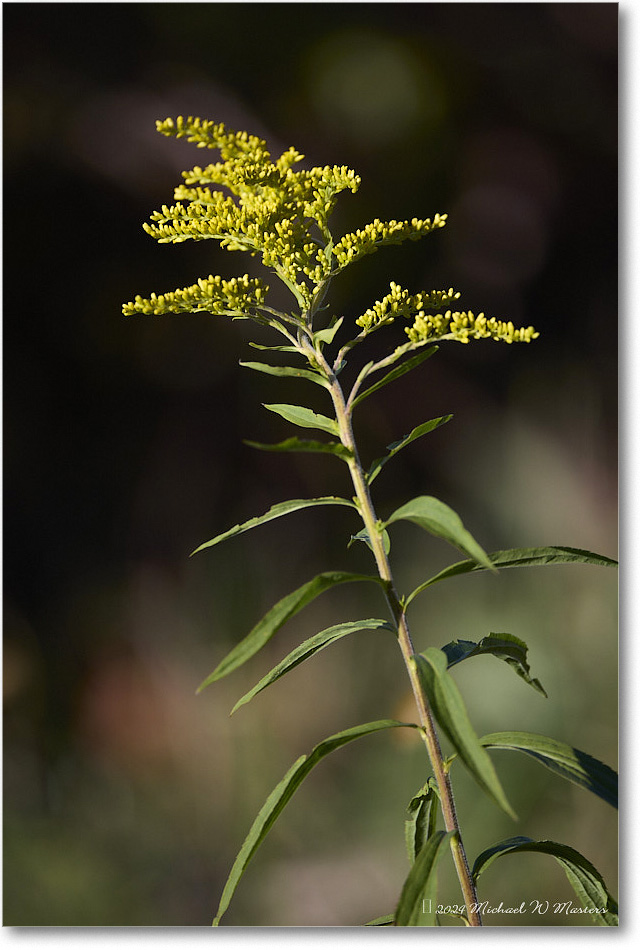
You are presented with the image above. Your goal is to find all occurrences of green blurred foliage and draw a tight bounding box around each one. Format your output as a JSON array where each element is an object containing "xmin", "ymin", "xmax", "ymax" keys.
[{"xmin": 4, "ymin": 2, "xmax": 616, "ymax": 926}]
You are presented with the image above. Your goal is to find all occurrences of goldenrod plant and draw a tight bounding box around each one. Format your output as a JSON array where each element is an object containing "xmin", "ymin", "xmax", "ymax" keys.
[{"xmin": 124, "ymin": 117, "xmax": 617, "ymax": 927}]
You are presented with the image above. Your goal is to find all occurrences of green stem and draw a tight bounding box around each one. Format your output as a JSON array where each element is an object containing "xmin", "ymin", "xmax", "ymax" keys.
[
  {"xmin": 319, "ymin": 359, "xmax": 482, "ymax": 927},
  {"xmin": 290, "ymin": 283, "xmax": 481, "ymax": 925}
]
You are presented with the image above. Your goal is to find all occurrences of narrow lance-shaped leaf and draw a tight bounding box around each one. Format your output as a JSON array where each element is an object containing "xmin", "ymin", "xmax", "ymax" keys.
[
  {"xmin": 405, "ymin": 779, "xmax": 440, "ymax": 864},
  {"xmin": 441, "ymin": 634, "xmax": 547, "ymax": 697},
  {"xmin": 213, "ymin": 719, "xmax": 419, "ymax": 926},
  {"xmin": 191, "ymin": 496, "xmax": 356, "ymax": 556},
  {"xmin": 248, "ymin": 342, "xmax": 300, "ymax": 353},
  {"xmin": 386, "ymin": 495, "xmax": 494, "ymax": 571},
  {"xmin": 313, "ymin": 316, "xmax": 344, "ymax": 346},
  {"xmin": 472, "ymin": 836, "xmax": 618, "ymax": 926},
  {"xmin": 239, "ymin": 361, "xmax": 328, "ymax": 387},
  {"xmin": 365, "ymin": 913, "xmax": 395, "ymax": 926},
  {"xmin": 406, "ymin": 546, "xmax": 618, "ymax": 607},
  {"xmin": 367, "ymin": 416, "xmax": 453, "ymax": 484},
  {"xmin": 244, "ymin": 436, "xmax": 352, "ymax": 461},
  {"xmin": 352, "ymin": 346, "xmax": 438, "ymax": 409},
  {"xmin": 394, "ymin": 830, "xmax": 455, "ymax": 926},
  {"xmin": 230, "ymin": 618, "xmax": 394, "ymax": 714},
  {"xmin": 413, "ymin": 649, "xmax": 516, "ymax": 819},
  {"xmin": 197, "ymin": 571, "xmax": 387, "ymax": 691},
  {"xmin": 480, "ymin": 732, "xmax": 617, "ymax": 809},
  {"xmin": 264, "ymin": 402, "xmax": 339, "ymax": 435}
]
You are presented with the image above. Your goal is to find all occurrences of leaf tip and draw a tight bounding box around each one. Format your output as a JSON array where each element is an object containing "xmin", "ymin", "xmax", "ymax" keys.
[{"xmin": 196, "ymin": 674, "xmax": 214, "ymax": 694}]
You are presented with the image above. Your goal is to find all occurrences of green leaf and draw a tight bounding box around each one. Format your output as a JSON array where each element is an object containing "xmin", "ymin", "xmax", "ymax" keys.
[
  {"xmin": 480, "ymin": 732, "xmax": 617, "ymax": 809},
  {"xmin": 442, "ymin": 634, "xmax": 547, "ymax": 697},
  {"xmin": 191, "ymin": 496, "xmax": 355, "ymax": 556},
  {"xmin": 406, "ymin": 546, "xmax": 618, "ymax": 606},
  {"xmin": 239, "ymin": 361, "xmax": 328, "ymax": 387},
  {"xmin": 352, "ymin": 346, "xmax": 438, "ymax": 409},
  {"xmin": 264, "ymin": 403, "xmax": 339, "ymax": 435},
  {"xmin": 364, "ymin": 913, "xmax": 395, "ymax": 926},
  {"xmin": 197, "ymin": 571, "xmax": 386, "ymax": 690},
  {"xmin": 313, "ymin": 316, "xmax": 344, "ymax": 345},
  {"xmin": 394, "ymin": 830, "xmax": 454, "ymax": 926},
  {"xmin": 405, "ymin": 779, "xmax": 439, "ymax": 865},
  {"xmin": 244, "ymin": 436, "xmax": 352, "ymax": 461},
  {"xmin": 413, "ymin": 649, "xmax": 516, "ymax": 819},
  {"xmin": 348, "ymin": 526, "xmax": 391, "ymax": 556},
  {"xmin": 248, "ymin": 342, "xmax": 300, "ymax": 353},
  {"xmin": 472, "ymin": 836, "xmax": 618, "ymax": 926},
  {"xmin": 367, "ymin": 416, "xmax": 453, "ymax": 484},
  {"xmin": 213, "ymin": 719, "xmax": 419, "ymax": 925},
  {"xmin": 231, "ymin": 618, "xmax": 394, "ymax": 713},
  {"xmin": 386, "ymin": 495, "xmax": 494, "ymax": 571}
]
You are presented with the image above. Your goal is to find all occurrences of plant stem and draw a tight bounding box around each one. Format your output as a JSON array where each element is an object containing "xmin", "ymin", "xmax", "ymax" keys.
[{"xmin": 325, "ymin": 367, "xmax": 483, "ymax": 927}]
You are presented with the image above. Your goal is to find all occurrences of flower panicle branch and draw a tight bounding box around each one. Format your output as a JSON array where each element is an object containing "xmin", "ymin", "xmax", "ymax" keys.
[
  {"xmin": 122, "ymin": 273, "xmax": 267, "ymax": 318},
  {"xmin": 354, "ymin": 280, "xmax": 538, "ymax": 345}
]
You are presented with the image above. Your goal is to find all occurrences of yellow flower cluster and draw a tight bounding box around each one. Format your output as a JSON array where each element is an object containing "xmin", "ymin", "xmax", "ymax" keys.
[
  {"xmin": 156, "ymin": 116, "xmax": 270, "ymax": 165},
  {"xmin": 143, "ymin": 117, "xmax": 363, "ymax": 309},
  {"xmin": 334, "ymin": 214, "xmax": 447, "ymax": 268},
  {"xmin": 126, "ymin": 118, "xmax": 540, "ymax": 350},
  {"xmin": 406, "ymin": 309, "xmax": 540, "ymax": 345},
  {"xmin": 356, "ymin": 281, "xmax": 539, "ymax": 344},
  {"xmin": 122, "ymin": 274, "xmax": 267, "ymax": 317},
  {"xmin": 356, "ymin": 282, "xmax": 461, "ymax": 331}
]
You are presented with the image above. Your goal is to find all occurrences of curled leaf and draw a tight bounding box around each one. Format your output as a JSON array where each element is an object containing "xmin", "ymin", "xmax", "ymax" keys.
[
  {"xmin": 472, "ymin": 836, "xmax": 618, "ymax": 926},
  {"xmin": 441, "ymin": 634, "xmax": 547, "ymax": 697},
  {"xmin": 405, "ymin": 778, "xmax": 439, "ymax": 864},
  {"xmin": 480, "ymin": 731, "xmax": 617, "ymax": 809}
]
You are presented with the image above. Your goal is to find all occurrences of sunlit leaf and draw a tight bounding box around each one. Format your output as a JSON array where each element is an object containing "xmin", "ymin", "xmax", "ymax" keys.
[
  {"xmin": 386, "ymin": 496, "xmax": 494, "ymax": 571},
  {"xmin": 313, "ymin": 316, "xmax": 344, "ymax": 346},
  {"xmin": 394, "ymin": 830, "xmax": 454, "ymax": 926},
  {"xmin": 191, "ymin": 496, "xmax": 355, "ymax": 556},
  {"xmin": 367, "ymin": 416, "xmax": 453, "ymax": 484},
  {"xmin": 352, "ymin": 346, "xmax": 438, "ymax": 409},
  {"xmin": 264, "ymin": 402, "xmax": 339, "ymax": 435},
  {"xmin": 197, "ymin": 571, "xmax": 386, "ymax": 690},
  {"xmin": 240, "ymin": 361, "xmax": 328, "ymax": 387},
  {"xmin": 231, "ymin": 618, "xmax": 394, "ymax": 713},
  {"xmin": 472, "ymin": 836, "xmax": 618, "ymax": 926},
  {"xmin": 441, "ymin": 634, "xmax": 547, "ymax": 697},
  {"xmin": 406, "ymin": 546, "xmax": 618, "ymax": 606},
  {"xmin": 413, "ymin": 650, "xmax": 515, "ymax": 818},
  {"xmin": 213, "ymin": 720, "xmax": 419, "ymax": 925},
  {"xmin": 244, "ymin": 436, "xmax": 352, "ymax": 461},
  {"xmin": 480, "ymin": 732, "xmax": 617, "ymax": 809},
  {"xmin": 248, "ymin": 342, "xmax": 300, "ymax": 353}
]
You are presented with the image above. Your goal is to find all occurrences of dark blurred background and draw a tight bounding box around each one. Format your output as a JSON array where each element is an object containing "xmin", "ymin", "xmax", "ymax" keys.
[{"xmin": 3, "ymin": 2, "xmax": 617, "ymax": 927}]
